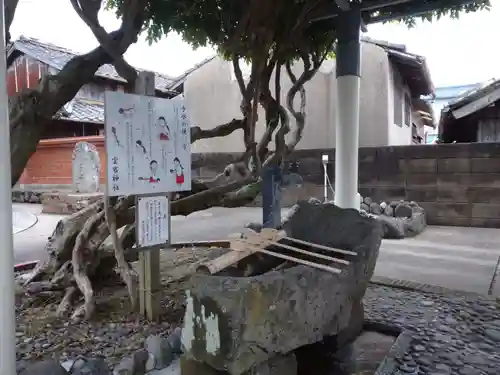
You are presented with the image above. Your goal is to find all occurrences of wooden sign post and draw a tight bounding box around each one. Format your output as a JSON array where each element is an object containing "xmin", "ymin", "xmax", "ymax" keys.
[{"xmin": 104, "ymin": 71, "xmax": 192, "ymax": 321}]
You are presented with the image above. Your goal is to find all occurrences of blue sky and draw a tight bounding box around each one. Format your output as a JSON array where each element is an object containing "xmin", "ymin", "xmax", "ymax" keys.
[{"xmin": 10, "ymin": 0, "xmax": 500, "ymax": 87}]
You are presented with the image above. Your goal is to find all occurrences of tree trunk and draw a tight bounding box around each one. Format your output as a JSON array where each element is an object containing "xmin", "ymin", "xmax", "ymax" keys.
[
  {"xmin": 22, "ymin": 175, "xmax": 262, "ymax": 320},
  {"xmin": 10, "ymin": 29, "xmax": 140, "ymax": 186}
]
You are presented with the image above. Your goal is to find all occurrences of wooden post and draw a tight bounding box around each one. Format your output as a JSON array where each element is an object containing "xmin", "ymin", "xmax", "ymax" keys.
[{"xmin": 135, "ymin": 71, "xmax": 161, "ymax": 321}]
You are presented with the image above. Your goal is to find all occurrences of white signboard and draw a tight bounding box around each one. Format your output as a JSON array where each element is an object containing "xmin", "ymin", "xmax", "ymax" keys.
[
  {"xmin": 137, "ymin": 196, "xmax": 170, "ymax": 247},
  {"xmin": 104, "ymin": 91, "xmax": 191, "ymax": 196}
]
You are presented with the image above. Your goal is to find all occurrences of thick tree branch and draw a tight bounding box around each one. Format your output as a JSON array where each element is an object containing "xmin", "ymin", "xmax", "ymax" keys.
[
  {"xmin": 4, "ymin": 0, "xmax": 19, "ymax": 44},
  {"xmin": 284, "ymin": 49, "xmax": 327, "ymax": 152},
  {"xmin": 190, "ymin": 118, "xmax": 246, "ymax": 143},
  {"xmin": 10, "ymin": 2, "xmax": 147, "ymax": 185},
  {"xmin": 70, "ymin": 0, "xmax": 138, "ymax": 82}
]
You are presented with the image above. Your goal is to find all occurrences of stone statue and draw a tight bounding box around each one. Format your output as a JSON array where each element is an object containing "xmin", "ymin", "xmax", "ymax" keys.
[{"xmin": 72, "ymin": 142, "xmax": 101, "ymax": 193}]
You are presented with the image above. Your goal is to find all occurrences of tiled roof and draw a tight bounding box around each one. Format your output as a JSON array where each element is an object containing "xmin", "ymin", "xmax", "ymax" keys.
[
  {"xmin": 55, "ymin": 98, "xmax": 105, "ymax": 124},
  {"xmin": 8, "ymin": 36, "xmax": 178, "ymax": 93},
  {"xmin": 169, "ymin": 55, "xmax": 216, "ymax": 88}
]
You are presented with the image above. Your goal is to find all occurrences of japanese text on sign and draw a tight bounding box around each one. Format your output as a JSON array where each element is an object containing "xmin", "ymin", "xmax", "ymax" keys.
[{"xmin": 137, "ymin": 196, "xmax": 170, "ymax": 248}]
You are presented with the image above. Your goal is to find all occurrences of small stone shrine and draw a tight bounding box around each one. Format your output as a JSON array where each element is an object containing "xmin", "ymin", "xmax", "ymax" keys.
[
  {"xmin": 72, "ymin": 141, "xmax": 101, "ymax": 193},
  {"xmin": 41, "ymin": 141, "xmax": 103, "ymax": 214}
]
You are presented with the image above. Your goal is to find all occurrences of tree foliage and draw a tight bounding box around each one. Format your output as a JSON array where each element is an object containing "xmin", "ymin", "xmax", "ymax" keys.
[
  {"xmin": 396, "ymin": 0, "xmax": 491, "ymax": 27},
  {"xmin": 106, "ymin": 0, "xmax": 492, "ymax": 176}
]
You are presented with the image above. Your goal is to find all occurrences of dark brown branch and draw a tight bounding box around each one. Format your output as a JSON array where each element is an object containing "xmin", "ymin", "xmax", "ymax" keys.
[
  {"xmin": 5, "ymin": 0, "xmax": 19, "ymax": 43},
  {"xmin": 284, "ymin": 49, "xmax": 326, "ymax": 152},
  {"xmin": 10, "ymin": 3, "xmax": 146, "ymax": 185},
  {"xmin": 70, "ymin": 0, "xmax": 138, "ymax": 82},
  {"xmin": 190, "ymin": 118, "xmax": 246, "ymax": 143}
]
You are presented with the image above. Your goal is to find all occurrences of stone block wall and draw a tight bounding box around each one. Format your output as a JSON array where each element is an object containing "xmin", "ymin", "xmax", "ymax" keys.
[
  {"xmin": 16, "ymin": 138, "xmax": 500, "ymax": 227},
  {"xmin": 193, "ymin": 143, "xmax": 500, "ymax": 228}
]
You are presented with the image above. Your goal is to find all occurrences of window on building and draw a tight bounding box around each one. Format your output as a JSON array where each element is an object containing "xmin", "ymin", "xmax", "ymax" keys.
[
  {"xmin": 404, "ymin": 93, "xmax": 411, "ymax": 126},
  {"xmin": 412, "ymin": 123, "xmax": 422, "ymax": 144},
  {"xmin": 393, "ymin": 73, "xmax": 402, "ymax": 127}
]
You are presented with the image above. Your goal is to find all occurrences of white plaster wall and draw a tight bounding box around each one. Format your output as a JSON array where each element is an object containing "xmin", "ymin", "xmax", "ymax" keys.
[
  {"xmin": 183, "ymin": 59, "xmax": 245, "ymax": 153},
  {"xmin": 412, "ymin": 112, "xmax": 426, "ymax": 143},
  {"xmin": 184, "ymin": 42, "xmax": 413, "ymax": 152},
  {"xmin": 387, "ymin": 64, "xmax": 412, "ymax": 145}
]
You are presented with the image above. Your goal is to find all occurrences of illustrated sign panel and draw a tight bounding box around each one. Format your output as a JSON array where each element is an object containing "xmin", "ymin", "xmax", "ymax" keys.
[
  {"xmin": 104, "ymin": 91, "xmax": 191, "ymax": 196},
  {"xmin": 137, "ymin": 195, "xmax": 170, "ymax": 247}
]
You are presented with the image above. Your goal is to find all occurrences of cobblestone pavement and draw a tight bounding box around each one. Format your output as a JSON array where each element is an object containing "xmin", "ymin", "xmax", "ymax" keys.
[{"xmin": 365, "ymin": 283, "xmax": 500, "ymax": 375}]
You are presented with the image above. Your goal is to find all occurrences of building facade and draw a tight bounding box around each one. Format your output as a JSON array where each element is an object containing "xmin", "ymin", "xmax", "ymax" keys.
[
  {"xmin": 425, "ymin": 83, "xmax": 481, "ymax": 143},
  {"xmin": 183, "ymin": 38, "xmax": 434, "ymax": 153}
]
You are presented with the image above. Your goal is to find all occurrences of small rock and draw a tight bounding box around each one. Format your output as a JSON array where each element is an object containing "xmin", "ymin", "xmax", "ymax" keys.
[
  {"xmin": 390, "ymin": 200, "xmax": 400, "ymax": 208},
  {"xmin": 360, "ymin": 203, "xmax": 369, "ymax": 212},
  {"xmin": 166, "ymin": 327, "xmax": 183, "ymax": 354},
  {"xmin": 369, "ymin": 202, "xmax": 382, "ymax": 215},
  {"xmin": 383, "ymin": 205, "xmax": 394, "ymax": 217},
  {"xmin": 145, "ymin": 335, "xmax": 174, "ymax": 369},
  {"xmin": 374, "ymin": 215, "xmax": 405, "ymax": 239},
  {"xmin": 484, "ymin": 328, "xmax": 500, "ymax": 342},
  {"xmin": 70, "ymin": 357, "xmax": 111, "ymax": 375},
  {"xmin": 307, "ymin": 197, "xmax": 322, "ymax": 205},
  {"xmin": 395, "ymin": 203, "xmax": 413, "ymax": 218},
  {"xmin": 19, "ymin": 360, "xmax": 68, "ymax": 375},
  {"xmin": 363, "ymin": 196, "xmax": 372, "ymax": 205},
  {"xmin": 113, "ymin": 350, "xmax": 148, "ymax": 375},
  {"xmin": 245, "ymin": 222, "xmax": 262, "ymax": 233}
]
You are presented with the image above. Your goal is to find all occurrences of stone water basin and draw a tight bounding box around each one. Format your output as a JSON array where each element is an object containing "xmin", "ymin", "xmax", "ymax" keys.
[{"xmin": 180, "ymin": 201, "xmax": 384, "ymax": 375}]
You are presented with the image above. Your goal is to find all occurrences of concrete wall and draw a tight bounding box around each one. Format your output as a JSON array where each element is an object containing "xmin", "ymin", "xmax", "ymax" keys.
[
  {"xmin": 192, "ymin": 143, "xmax": 500, "ymax": 228},
  {"xmin": 184, "ymin": 42, "xmax": 418, "ymax": 152},
  {"xmin": 21, "ymin": 138, "xmax": 500, "ymax": 229}
]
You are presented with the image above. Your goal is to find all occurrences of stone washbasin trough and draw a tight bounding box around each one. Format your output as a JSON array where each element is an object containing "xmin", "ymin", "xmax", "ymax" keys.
[{"xmin": 180, "ymin": 200, "xmax": 385, "ymax": 375}]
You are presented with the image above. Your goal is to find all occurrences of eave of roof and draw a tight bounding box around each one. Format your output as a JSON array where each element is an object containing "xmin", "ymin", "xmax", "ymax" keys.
[
  {"xmin": 363, "ymin": 37, "xmax": 434, "ymax": 97},
  {"xmin": 8, "ymin": 36, "xmax": 179, "ymax": 95},
  {"xmin": 438, "ymin": 78, "xmax": 500, "ymax": 141}
]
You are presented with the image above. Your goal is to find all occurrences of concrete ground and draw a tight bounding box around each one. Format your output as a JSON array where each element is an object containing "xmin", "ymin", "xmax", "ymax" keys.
[
  {"xmin": 12, "ymin": 204, "xmax": 500, "ymax": 296},
  {"xmin": 12, "ymin": 203, "xmax": 66, "ymax": 265}
]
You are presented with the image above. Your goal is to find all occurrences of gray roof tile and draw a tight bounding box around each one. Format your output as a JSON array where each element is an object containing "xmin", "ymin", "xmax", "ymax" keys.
[
  {"xmin": 56, "ymin": 98, "xmax": 105, "ymax": 124},
  {"xmin": 10, "ymin": 36, "xmax": 177, "ymax": 93}
]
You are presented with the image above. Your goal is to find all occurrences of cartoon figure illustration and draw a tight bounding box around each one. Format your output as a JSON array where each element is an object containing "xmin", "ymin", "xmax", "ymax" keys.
[
  {"xmin": 170, "ymin": 157, "xmax": 185, "ymax": 185},
  {"xmin": 136, "ymin": 140, "xmax": 147, "ymax": 155},
  {"xmin": 111, "ymin": 126, "xmax": 121, "ymax": 147},
  {"xmin": 157, "ymin": 116, "xmax": 170, "ymax": 141},
  {"xmin": 139, "ymin": 160, "xmax": 161, "ymax": 183},
  {"xmin": 118, "ymin": 106, "xmax": 135, "ymax": 116}
]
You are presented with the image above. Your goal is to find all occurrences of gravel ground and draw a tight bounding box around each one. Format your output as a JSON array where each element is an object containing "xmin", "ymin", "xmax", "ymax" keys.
[
  {"xmin": 15, "ymin": 246, "xmax": 228, "ymax": 366},
  {"xmin": 15, "ymin": 246, "xmax": 500, "ymax": 375}
]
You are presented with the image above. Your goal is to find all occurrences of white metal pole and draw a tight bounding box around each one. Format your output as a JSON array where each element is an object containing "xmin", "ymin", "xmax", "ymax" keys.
[
  {"xmin": 322, "ymin": 154, "xmax": 328, "ymax": 202},
  {"xmin": 333, "ymin": 9, "xmax": 361, "ymax": 210},
  {"xmin": 0, "ymin": 0, "xmax": 16, "ymax": 373},
  {"xmin": 334, "ymin": 76, "xmax": 360, "ymax": 209}
]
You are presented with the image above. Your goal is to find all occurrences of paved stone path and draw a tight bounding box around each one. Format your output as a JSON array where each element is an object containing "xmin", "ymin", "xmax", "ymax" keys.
[
  {"xmin": 365, "ymin": 284, "xmax": 500, "ymax": 375},
  {"xmin": 137, "ymin": 282, "xmax": 500, "ymax": 375}
]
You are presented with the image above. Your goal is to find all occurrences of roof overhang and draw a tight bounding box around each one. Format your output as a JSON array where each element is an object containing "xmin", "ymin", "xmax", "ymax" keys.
[
  {"xmin": 438, "ymin": 79, "xmax": 500, "ymax": 141},
  {"xmin": 412, "ymin": 97, "xmax": 435, "ymax": 128}
]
